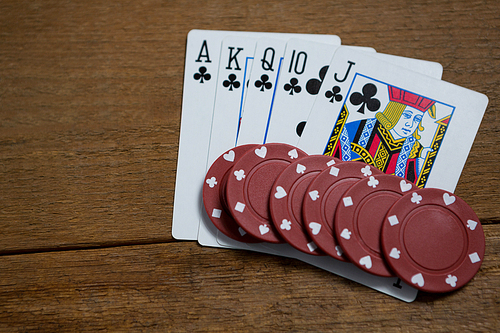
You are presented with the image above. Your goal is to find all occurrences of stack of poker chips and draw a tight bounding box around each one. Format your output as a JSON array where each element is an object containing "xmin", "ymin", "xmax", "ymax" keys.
[{"xmin": 203, "ymin": 143, "xmax": 485, "ymax": 293}]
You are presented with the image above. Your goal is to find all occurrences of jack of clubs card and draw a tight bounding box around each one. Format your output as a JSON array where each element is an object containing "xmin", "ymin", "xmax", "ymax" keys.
[{"xmin": 324, "ymin": 73, "xmax": 454, "ymax": 188}]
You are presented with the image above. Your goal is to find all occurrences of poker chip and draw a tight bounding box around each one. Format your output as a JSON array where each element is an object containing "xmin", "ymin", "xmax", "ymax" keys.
[
  {"xmin": 335, "ymin": 174, "xmax": 418, "ymax": 276},
  {"xmin": 269, "ymin": 155, "xmax": 340, "ymax": 255},
  {"xmin": 302, "ymin": 161, "xmax": 382, "ymax": 261},
  {"xmin": 225, "ymin": 143, "xmax": 308, "ymax": 243},
  {"xmin": 203, "ymin": 144, "xmax": 261, "ymax": 243},
  {"xmin": 381, "ymin": 188, "xmax": 485, "ymax": 293}
]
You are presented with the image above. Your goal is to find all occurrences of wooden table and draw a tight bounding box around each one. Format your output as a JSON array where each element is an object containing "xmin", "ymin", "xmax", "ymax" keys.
[{"xmin": 1, "ymin": 1, "xmax": 499, "ymax": 331}]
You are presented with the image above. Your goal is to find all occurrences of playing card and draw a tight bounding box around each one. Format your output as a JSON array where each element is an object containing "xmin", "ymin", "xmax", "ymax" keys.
[
  {"xmin": 371, "ymin": 53, "xmax": 443, "ymax": 79},
  {"xmin": 255, "ymin": 47, "xmax": 481, "ymax": 303},
  {"xmin": 173, "ymin": 30, "xmax": 340, "ymax": 240},
  {"xmin": 174, "ymin": 31, "xmax": 486, "ymax": 303},
  {"xmin": 237, "ymin": 41, "xmax": 368, "ymax": 146},
  {"xmin": 237, "ymin": 38, "xmax": 288, "ymax": 146},
  {"xmin": 216, "ymin": 230, "xmax": 283, "ymax": 256},
  {"xmin": 298, "ymin": 46, "xmax": 488, "ymax": 192},
  {"xmin": 238, "ymin": 46, "xmax": 442, "ymax": 146},
  {"xmin": 173, "ymin": 30, "xmax": 224, "ymax": 240},
  {"xmin": 262, "ymin": 242, "xmax": 418, "ymax": 302},
  {"xmin": 264, "ymin": 39, "xmax": 342, "ymax": 145},
  {"xmin": 195, "ymin": 34, "xmax": 341, "ymax": 247},
  {"xmin": 213, "ymin": 42, "xmax": 444, "ymax": 297},
  {"xmin": 197, "ymin": 35, "xmax": 259, "ymax": 247}
]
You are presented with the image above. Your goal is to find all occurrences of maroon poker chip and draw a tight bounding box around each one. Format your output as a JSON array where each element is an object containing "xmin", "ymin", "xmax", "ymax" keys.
[
  {"xmin": 302, "ymin": 161, "xmax": 382, "ymax": 261},
  {"xmin": 225, "ymin": 143, "xmax": 308, "ymax": 243},
  {"xmin": 203, "ymin": 144, "xmax": 261, "ymax": 243},
  {"xmin": 381, "ymin": 188, "xmax": 485, "ymax": 293},
  {"xmin": 335, "ymin": 174, "xmax": 418, "ymax": 276},
  {"xmin": 269, "ymin": 155, "xmax": 340, "ymax": 255}
]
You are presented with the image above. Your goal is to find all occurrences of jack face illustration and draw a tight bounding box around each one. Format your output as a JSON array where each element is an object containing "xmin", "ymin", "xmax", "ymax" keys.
[{"xmin": 324, "ymin": 79, "xmax": 451, "ymax": 188}]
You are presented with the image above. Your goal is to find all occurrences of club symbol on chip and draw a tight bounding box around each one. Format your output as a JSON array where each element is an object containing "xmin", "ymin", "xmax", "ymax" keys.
[
  {"xmin": 280, "ymin": 219, "xmax": 292, "ymax": 231},
  {"xmin": 361, "ymin": 165, "xmax": 372, "ymax": 177},
  {"xmin": 411, "ymin": 192, "xmax": 422, "ymax": 204},
  {"xmin": 206, "ymin": 177, "xmax": 217, "ymax": 188},
  {"xmin": 234, "ymin": 169, "xmax": 246, "ymax": 181},
  {"xmin": 443, "ymin": 193, "xmax": 456, "ymax": 205},
  {"xmin": 367, "ymin": 176, "xmax": 379, "ymax": 188},
  {"xmin": 445, "ymin": 274, "xmax": 458, "ymax": 287},
  {"xmin": 275, "ymin": 186, "xmax": 287, "ymax": 199}
]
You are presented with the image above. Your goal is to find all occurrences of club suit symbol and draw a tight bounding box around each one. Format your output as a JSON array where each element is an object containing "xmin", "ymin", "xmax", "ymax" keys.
[
  {"xmin": 194, "ymin": 66, "xmax": 211, "ymax": 83},
  {"xmin": 284, "ymin": 78, "xmax": 302, "ymax": 95},
  {"xmin": 350, "ymin": 83, "xmax": 380, "ymax": 114},
  {"xmin": 325, "ymin": 86, "xmax": 343, "ymax": 103},
  {"xmin": 306, "ymin": 65, "xmax": 329, "ymax": 95},
  {"xmin": 223, "ymin": 74, "xmax": 240, "ymax": 91},
  {"xmin": 255, "ymin": 74, "xmax": 273, "ymax": 92}
]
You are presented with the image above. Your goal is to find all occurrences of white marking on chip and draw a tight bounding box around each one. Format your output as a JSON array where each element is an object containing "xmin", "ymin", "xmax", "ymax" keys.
[
  {"xmin": 235, "ymin": 202, "xmax": 245, "ymax": 213},
  {"xmin": 388, "ymin": 215, "xmax": 399, "ymax": 226},
  {"xmin": 343, "ymin": 196, "xmax": 353, "ymax": 207},
  {"xmin": 307, "ymin": 242, "xmax": 318, "ymax": 252},
  {"xmin": 212, "ymin": 209, "xmax": 222, "ymax": 218},
  {"xmin": 329, "ymin": 166, "xmax": 340, "ymax": 176},
  {"xmin": 469, "ymin": 252, "xmax": 480, "ymax": 263}
]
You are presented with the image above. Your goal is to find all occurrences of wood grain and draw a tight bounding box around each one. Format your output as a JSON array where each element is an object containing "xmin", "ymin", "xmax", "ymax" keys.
[
  {"xmin": 0, "ymin": 229, "xmax": 498, "ymax": 332},
  {"xmin": 0, "ymin": 0, "xmax": 499, "ymax": 330},
  {"xmin": 1, "ymin": 0, "xmax": 499, "ymax": 252}
]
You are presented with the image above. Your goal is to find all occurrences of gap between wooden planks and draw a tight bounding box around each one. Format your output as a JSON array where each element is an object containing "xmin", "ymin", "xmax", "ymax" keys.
[{"xmin": 0, "ymin": 225, "xmax": 498, "ymax": 331}]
